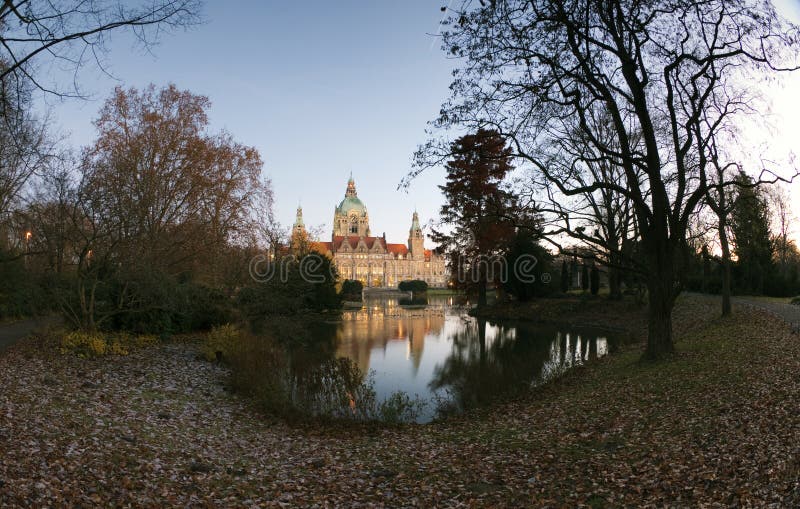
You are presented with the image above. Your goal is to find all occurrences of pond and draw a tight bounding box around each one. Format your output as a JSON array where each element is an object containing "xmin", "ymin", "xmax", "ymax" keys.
[{"xmin": 322, "ymin": 294, "xmax": 623, "ymax": 423}]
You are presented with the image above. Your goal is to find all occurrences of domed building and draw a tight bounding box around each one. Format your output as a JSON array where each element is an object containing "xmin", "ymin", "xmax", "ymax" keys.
[{"xmin": 293, "ymin": 176, "xmax": 447, "ymax": 288}]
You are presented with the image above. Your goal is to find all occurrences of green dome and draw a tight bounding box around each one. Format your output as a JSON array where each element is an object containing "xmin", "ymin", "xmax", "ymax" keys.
[{"xmin": 337, "ymin": 196, "xmax": 366, "ymax": 215}]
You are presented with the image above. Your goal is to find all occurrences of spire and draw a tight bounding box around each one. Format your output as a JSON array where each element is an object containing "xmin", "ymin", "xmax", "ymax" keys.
[
  {"xmin": 408, "ymin": 210, "xmax": 424, "ymax": 255},
  {"xmin": 293, "ymin": 204, "xmax": 305, "ymax": 229},
  {"xmin": 410, "ymin": 210, "xmax": 421, "ymax": 233},
  {"xmin": 345, "ymin": 173, "xmax": 357, "ymax": 198}
]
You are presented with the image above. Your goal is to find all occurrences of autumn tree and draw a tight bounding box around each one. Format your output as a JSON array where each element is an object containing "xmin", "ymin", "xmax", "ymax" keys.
[
  {"xmin": 416, "ymin": 0, "xmax": 800, "ymax": 359},
  {"xmin": 66, "ymin": 84, "xmax": 265, "ymax": 331},
  {"xmin": 432, "ymin": 129, "xmax": 517, "ymax": 308}
]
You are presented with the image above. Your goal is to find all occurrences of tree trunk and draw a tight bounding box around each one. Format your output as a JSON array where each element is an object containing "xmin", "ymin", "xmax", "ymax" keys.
[
  {"xmin": 644, "ymin": 250, "xmax": 677, "ymax": 360},
  {"xmin": 608, "ymin": 250, "xmax": 622, "ymax": 300},
  {"xmin": 645, "ymin": 283, "xmax": 675, "ymax": 359},
  {"xmin": 719, "ymin": 224, "xmax": 732, "ymax": 317},
  {"xmin": 477, "ymin": 278, "xmax": 487, "ymax": 308}
]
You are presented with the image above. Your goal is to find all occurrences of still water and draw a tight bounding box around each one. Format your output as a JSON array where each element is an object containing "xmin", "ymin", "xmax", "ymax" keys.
[{"xmin": 325, "ymin": 294, "xmax": 621, "ymax": 423}]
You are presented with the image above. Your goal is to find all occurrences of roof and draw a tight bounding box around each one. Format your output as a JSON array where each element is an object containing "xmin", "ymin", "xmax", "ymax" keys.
[
  {"xmin": 310, "ymin": 241, "xmax": 333, "ymax": 254},
  {"xmin": 336, "ymin": 196, "xmax": 366, "ymax": 215},
  {"xmin": 386, "ymin": 243, "xmax": 408, "ymax": 256},
  {"xmin": 332, "ymin": 235, "xmax": 387, "ymax": 251},
  {"xmin": 314, "ymin": 238, "xmax": 439, "ymax": 260}
]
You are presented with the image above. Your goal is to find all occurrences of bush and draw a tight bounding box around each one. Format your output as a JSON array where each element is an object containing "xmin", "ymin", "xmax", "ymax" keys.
[
  {"xmin": 340, "ymin": 279, "xmax": 364, "ymax": 301},
  {"xmin": 398, "ymin": 280, "xmax": 428, "ymax": 293},
  {"xmin": 108, "ymin": 272, "xmax": 234, "ymax": 335},
  {"xmin": 59, "ymin": 330, "xmax": 156, "ymax": 357},
  {"xmin": 237, "ymin": 255, "xmax": 341, "ymax": 333},
  {"xmin": 0, "ymin": 255, "xmax": 54, "ymax": 320},
  {"xmin": 791, "ymin": 296, "xmax": 800, "ymax": 306},
  {"xmin": 202, "ymin": 324, "xmax": 241, "ymax": 362},
  {"xmin": 61, "ymin": 331, "xmax": 108, "ymax": 357},
  {"xmin": 503, "ymin": 233, "xmax": 556, "ymax": 301}
]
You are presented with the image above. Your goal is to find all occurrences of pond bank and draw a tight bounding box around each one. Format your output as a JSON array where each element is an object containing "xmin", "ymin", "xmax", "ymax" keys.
[
  {"xmin": 471, "ymin": 293, "xmax": 724, "ymax": 344},
  {"xmin": 1, "ymin": 296, "xmax": 798, "ymax": 506}
]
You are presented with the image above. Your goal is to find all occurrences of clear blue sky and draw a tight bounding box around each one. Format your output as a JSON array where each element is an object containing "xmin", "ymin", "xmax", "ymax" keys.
[
  {"xmin": 40, "ymin": 0, "xmax": 454, "ymax": 244},
  {"xmin": 37, "ymin": 0, "xmax": 800, "ymax": 244}
]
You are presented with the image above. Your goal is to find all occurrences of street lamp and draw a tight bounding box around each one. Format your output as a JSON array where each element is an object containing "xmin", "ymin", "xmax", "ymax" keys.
[{"xmin": 24, "ymin": 231, "xmax": 32, "ymax": 268}]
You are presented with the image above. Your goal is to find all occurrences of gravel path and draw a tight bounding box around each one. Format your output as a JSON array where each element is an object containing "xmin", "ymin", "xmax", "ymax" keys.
[{"xmin": 733, "ymin": 297, "xmax": 800, "ymax": 333}]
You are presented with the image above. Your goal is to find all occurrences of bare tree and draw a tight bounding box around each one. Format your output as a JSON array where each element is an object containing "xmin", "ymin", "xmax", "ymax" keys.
[
  {"xmin": 0, "ymin": 0, "xmax": 202, "ymax": 97},
  {"xmin": 412, "ymin": 0, "xmax": 800, "ymax": 359},
  {"xmin": 0, "ymin": 78, "xmax": 55, "ymax": 224},
  {"xmin": 766, "ymin": 183, "xmax": 795, "ymax": 275},
  {"xmin": 533, "ymin": 107, "xmax": 644, "ymax": 300}
]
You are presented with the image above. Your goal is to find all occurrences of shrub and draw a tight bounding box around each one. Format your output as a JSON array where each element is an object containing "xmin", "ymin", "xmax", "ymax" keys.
[
  {"xmin": 60, "ymin": 331, "xmax": 109, "ymax": 357},
  {"xmin": 791, "ymin": 296, "xmax": 800, "ymax": 306},
  {"xmin": 503, "ymin": 233, "xmax": 556, "ymax": 300},
  {"xmin": 340, "ymin": 279, "xmax": 364, "ymax": 301},
  {"xmin": 60, "ymin": 330, "xmax": 161, "ymax": 357},
  {"xmin": 203, "ymin": 324, "xmax": 241, "ymax": 362},
  {"xmin": 0, "ymin": 255, "xmax": 54, "ymax": 320},
  {"xmin": 398, "ymin": 280, "xmax": 428, "ymax": 293},
  {"xmin": 108, "ymin": 272, "xmax": 234, "ymax": 334},
  {"xmin": 237, "ymin": 255, "xmax": 341, "ymax": 332}
]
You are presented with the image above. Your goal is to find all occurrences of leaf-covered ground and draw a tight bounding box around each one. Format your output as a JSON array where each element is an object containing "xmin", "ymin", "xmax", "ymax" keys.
[{"xmin": 1, "ymin": 295, "xmax": 798, "ymax": 507}]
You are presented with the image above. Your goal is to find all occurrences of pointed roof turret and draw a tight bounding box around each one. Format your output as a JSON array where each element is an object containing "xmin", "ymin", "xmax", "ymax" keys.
[
  {"xmin": 410, "ymin": 210, "xmax": 421, "ymax": 233},
  {"xmin": 345, "ymin": 173, "xmax": 357, "ymax": 198},
  {"xmin": 293, "ymin": 204, "xmax": 305, "ymax": 229}
]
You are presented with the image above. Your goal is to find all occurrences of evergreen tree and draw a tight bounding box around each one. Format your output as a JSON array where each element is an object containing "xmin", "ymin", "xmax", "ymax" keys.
[
  {"xmin": 503, "ymin": 228, "xmax": 552, "ymax": 301},
  {"xmin": 730, "ymin": 173, "xmax": 774, "ymax": 294},
  {"xmin": 433, "ymin": 129, "xmax": 517, "ymax": 308}
]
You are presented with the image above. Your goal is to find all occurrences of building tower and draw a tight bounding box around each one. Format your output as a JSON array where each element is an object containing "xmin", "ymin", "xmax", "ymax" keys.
[
  {"xmin": 292, "ymin": 204, "xmax": 306, "ymax": 236},
  {"xmin": 332, "ymin": 175, "xmax": 371, "ymax": 238},
  {"xmin": 408, "ymin": 210, "xmax": 424, "ymax": 259}
]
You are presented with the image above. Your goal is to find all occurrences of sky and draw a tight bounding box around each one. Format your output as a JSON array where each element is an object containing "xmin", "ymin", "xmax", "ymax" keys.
[
  {"xmin": 35, "ymin": 0, "xmax": 800, "ymax": 244},
  {"xmin": 38, "ymin": 0, "xmax": 454, "ymax": 244}
]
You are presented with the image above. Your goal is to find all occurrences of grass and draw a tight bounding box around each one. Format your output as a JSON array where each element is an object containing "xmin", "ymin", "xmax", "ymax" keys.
[
  {"xmin": 2, "ymin": 294, "xmax": 798, "ymax": 506},
  {"xmin": 737, "ymin": 294, "xmax": 793, "ymax": 304},
  {"xmin": 426, "ymin": 288, "xmax": 462, "ymax": 296}
]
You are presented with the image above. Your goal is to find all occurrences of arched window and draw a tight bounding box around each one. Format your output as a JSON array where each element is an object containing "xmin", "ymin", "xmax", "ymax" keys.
[{"xmin": 350, "ymin": 218, "xmax": 358, "ymax": 234}]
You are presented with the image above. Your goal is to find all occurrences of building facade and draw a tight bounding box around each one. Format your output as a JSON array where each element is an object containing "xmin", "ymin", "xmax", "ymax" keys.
[{"xmin": 292, "ymin": 176, "xmax": 447, "ymax": 288}]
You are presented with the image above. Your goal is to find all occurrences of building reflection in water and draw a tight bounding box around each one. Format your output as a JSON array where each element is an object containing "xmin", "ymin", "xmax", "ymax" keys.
[
  {"xmin": 329, "ymin": 296, "xmax": 622, "ymax": 422},
  {"xmin": 334, "ymin": 297, "xmax": 446, "ymax": 375}
]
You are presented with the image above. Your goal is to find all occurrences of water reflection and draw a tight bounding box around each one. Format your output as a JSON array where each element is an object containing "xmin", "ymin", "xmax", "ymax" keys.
[{"xmin": 326, "ymin": 296, "xmax": 621, "ymax": 422}]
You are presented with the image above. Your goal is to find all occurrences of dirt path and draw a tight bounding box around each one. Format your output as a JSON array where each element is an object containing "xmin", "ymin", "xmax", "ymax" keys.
[
  {"xmin": 0, "ymin": 316, "xmax": 60, "ymax": 353},
  {"xmin": 733, "ymin": 297, "xmax": 800, "ymax": 333}
]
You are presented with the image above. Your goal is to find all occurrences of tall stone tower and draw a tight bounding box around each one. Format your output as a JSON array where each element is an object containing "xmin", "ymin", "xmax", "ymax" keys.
[
  {"xmin": 408, "ymin": 211, "xmax": 424, "ymax": 259},
  {"xmin": 332, "ymin": 175, "xmax": 371, "ymax": 237}
]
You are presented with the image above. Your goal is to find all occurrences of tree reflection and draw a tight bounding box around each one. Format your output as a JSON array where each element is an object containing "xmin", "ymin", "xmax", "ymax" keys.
[{"xmin": 429, "ymin": 319, "xmax": 613, "ymax": 417}]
